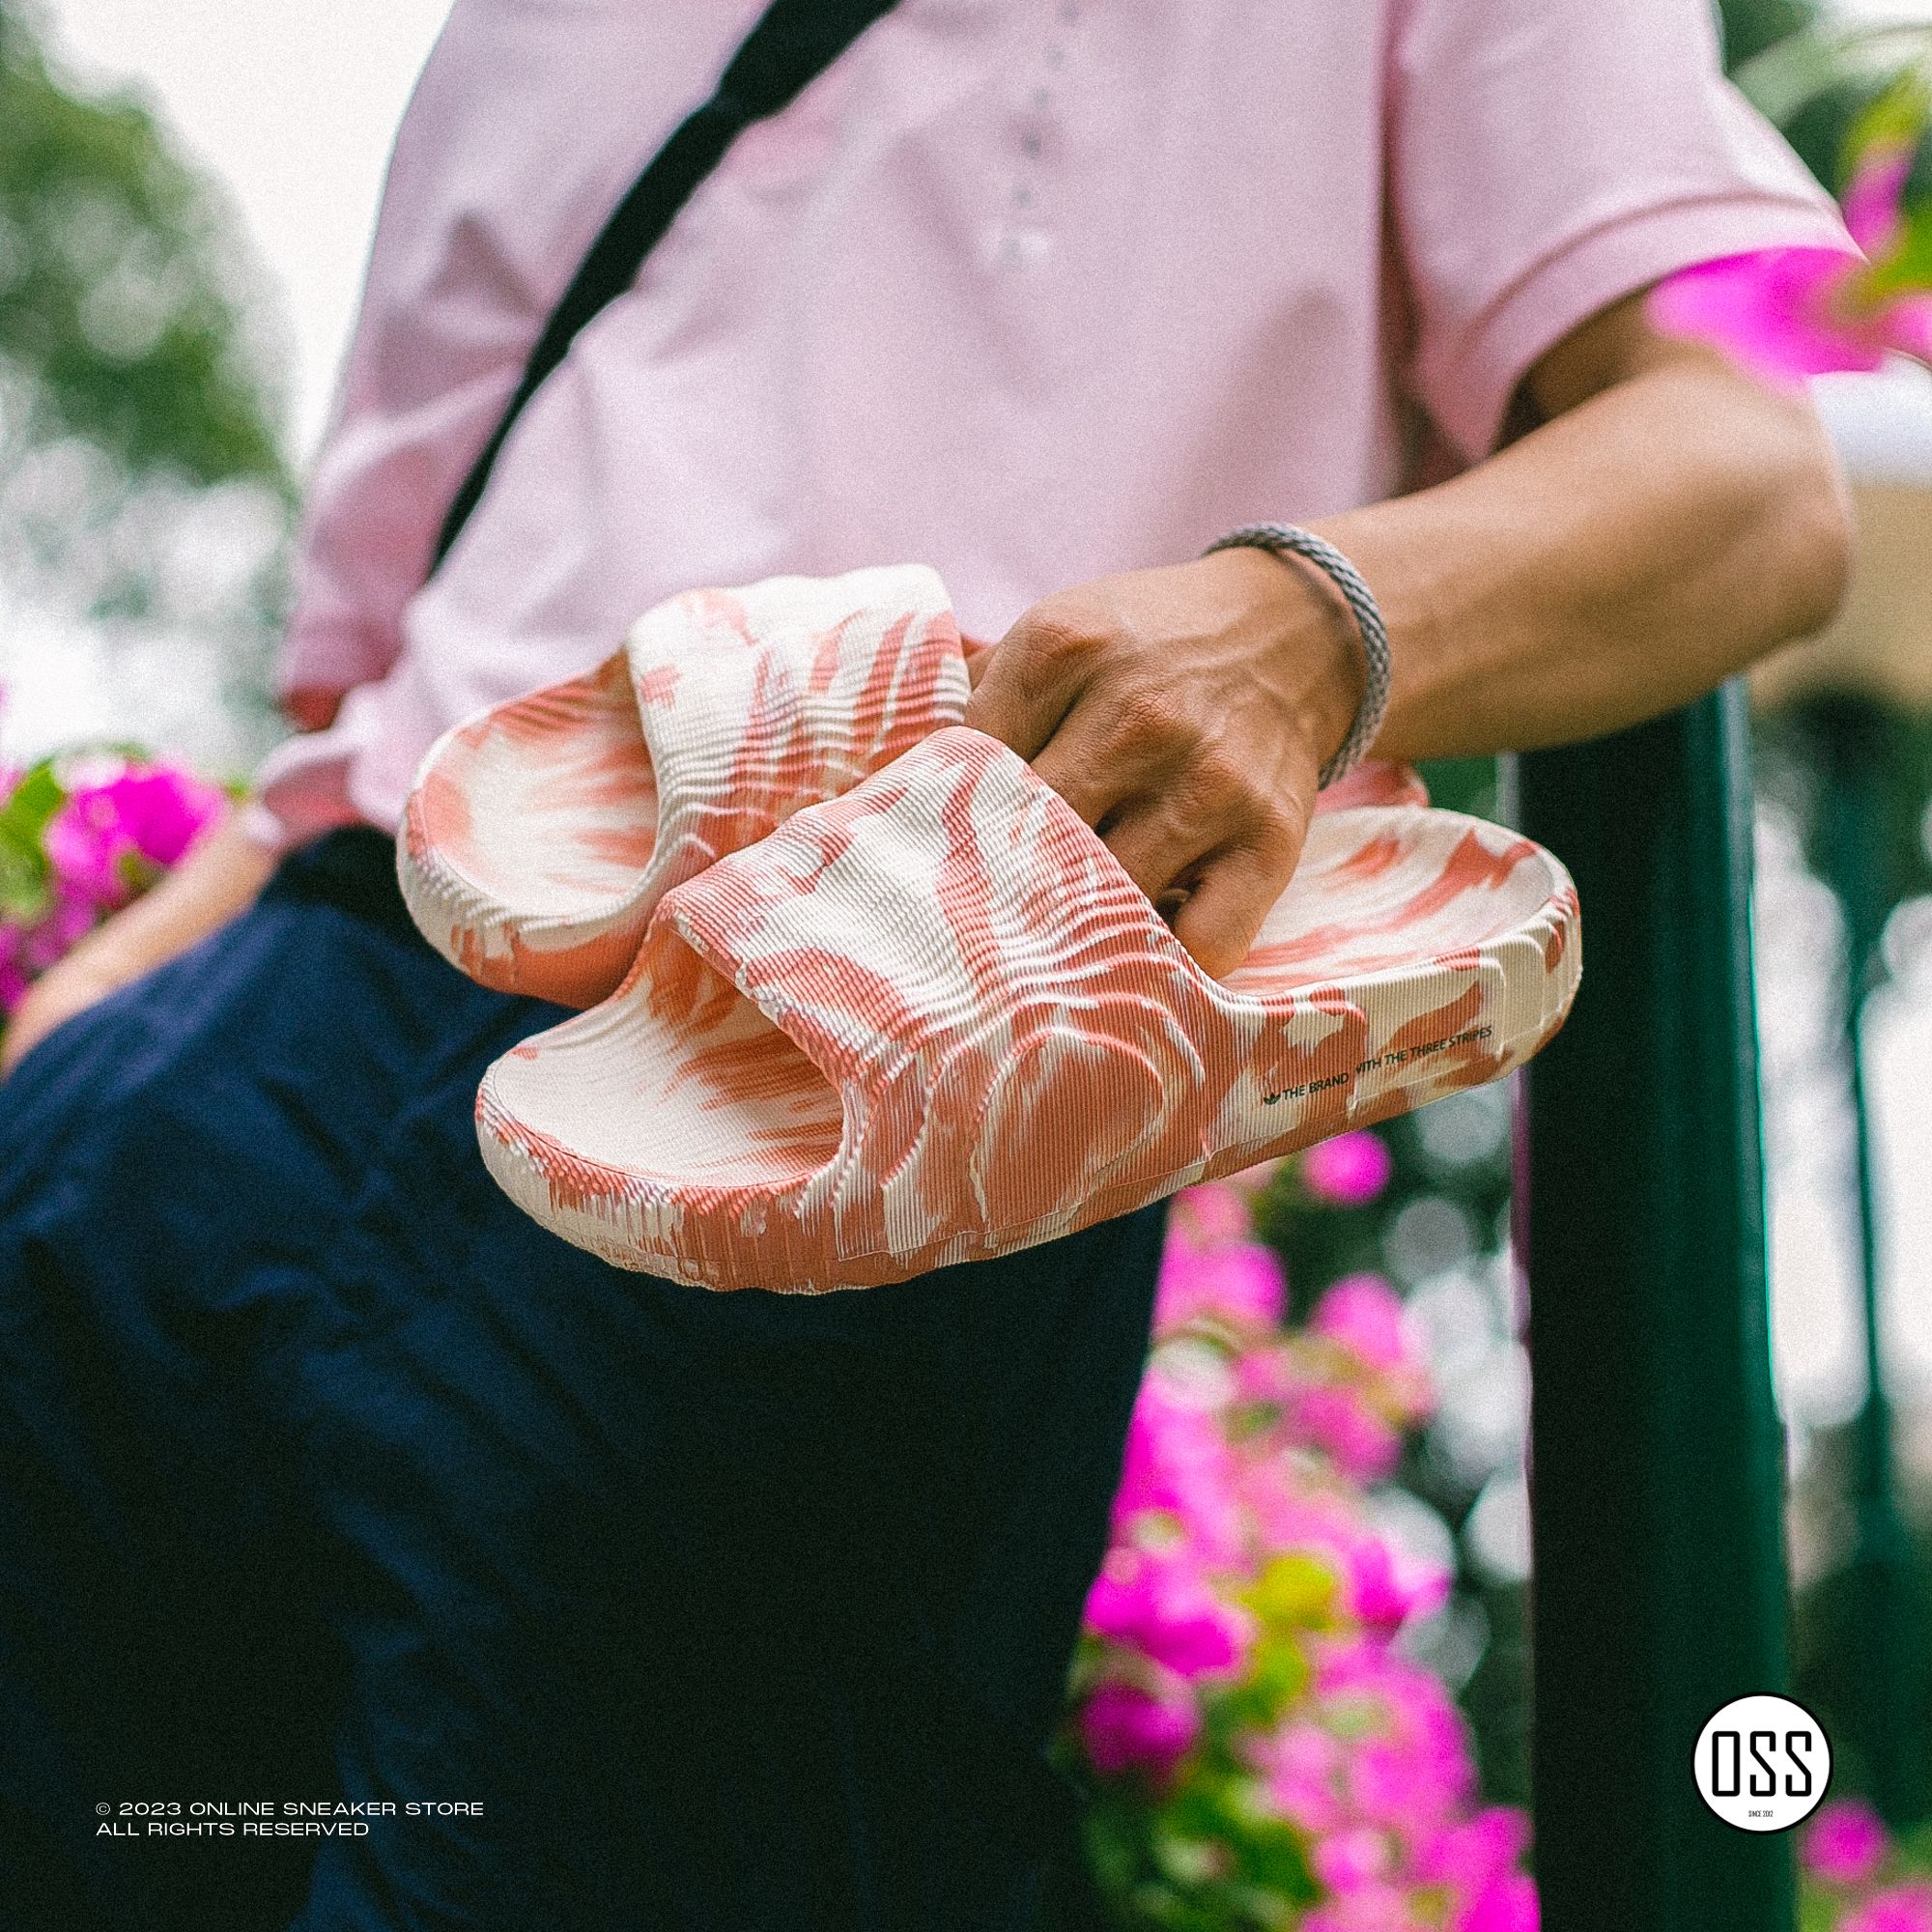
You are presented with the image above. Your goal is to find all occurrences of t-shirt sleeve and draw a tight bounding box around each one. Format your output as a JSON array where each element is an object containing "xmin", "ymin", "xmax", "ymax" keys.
[{"xmin": 1390, "ymin": 0, "xmax": 1858, "ymax": 461}]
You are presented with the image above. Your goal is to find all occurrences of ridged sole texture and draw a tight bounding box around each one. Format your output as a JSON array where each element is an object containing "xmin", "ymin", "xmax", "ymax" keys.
[{"xmin": 474, "ymin": 725, "xmax": 1579, "ymax": 1293}]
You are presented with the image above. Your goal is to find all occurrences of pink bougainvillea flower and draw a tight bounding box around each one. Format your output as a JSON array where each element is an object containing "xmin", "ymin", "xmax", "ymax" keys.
[
  {"xmin": 1303, "ymin": 1130, "xmax": 1394, "ymax": 1208},
  {"xmin": 1254, "ymin": 1719, "xmax": 1350, "ymax": 1834},
  {"xmin": 1155, "ymin": 1230, "xmax": 1288, "ymax": 1336},
  {"xmin": 1111, "ymin": 1371, "xmax": 1246, "ymax": 1563},
  {"xmin": 1311, "ymin": 1824, "xmax": 1395, "ymax": 1893},
  {"xmin": 102, "ymin": 764, "xmax": 227, "ymax": 868},
  {"xmin": 1804, "ymin": 1798, "xmax": 1890, "ymax": 1888},
  {"xmin": 1455, "ymin": 1872, "xmax": 1541, "ymax": 1932},
  {"xmin": 41, "ymin": 802, "xmax": 124, "ymax": 907},
  {"xmin": 1844, "ymin": 1883, "xmax": 1932, "ymax": 1932},
  {"xmin": 1651, "ymin": 153, "xmax": 1932, "ymax": 383},
  {"xmin": 1232, "ymin": 1335, "xmax": 1304, "ymax": 1409},
  {"xmin": 1313, "ymin": 1273, "xmax": 1413, "ymax": 1375},
  {"xmin": 1340, "ymin": 1534, "xmax": 1452, "ymax": 1634},
  {"xmin": 0, "ymin": 927, "xmax": 29, "ymax": 1014},
  {"xmin": 1172, "ymin": 1179, "xmax": 1254, "ymax": 1247},
  {"xmin": 1303, "ymin": 1883, "xmax": 1427, "ymax": 1932},
  {"xmin": 1649, "ymin": 246, "xmax": 1919, "ymax": 380},
  {"xmin": 1413, "ymin": 1806, "xmax": 1532, "ymax": 1893},
  {"xmin": 1077, "ymin": 1675, "xmax": 1201, "ymax": 1778},
  {"xmin": 1077, "ymin": 1156, "xmax": 1539, "ymax": 1927},
  {"xmin": 43, "ymin": 762, "xmax": 226, "ymax": 911},
  {"xmin": 1347, "ymin": 1731, "xmax": 1471, "ymax": 1833},
  {"xmin": 19, "ymin": 885, "xmax": 97, "ymax": 975},
  {"xmin": 1084, "ymin": 1547, "xmax": 1251, "ymax": 1680},
  {"xmin": 1321, "ymin": 1645, "xmax": 1476, "ymax": 1828},
  {"xmin": 1292, "ymin": 1382, "xmax": 1405, "ymax": 1484},
  {"xmin": 1240, "ymin": 1453, "xmax": 1364, "ymax": 1560},
  {"xmin": 1844, "ymin": 146, "xmax": 1916, "ymax": 257}
]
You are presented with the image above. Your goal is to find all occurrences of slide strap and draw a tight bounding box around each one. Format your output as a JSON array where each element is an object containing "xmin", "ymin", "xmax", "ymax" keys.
[{"xmin": 624, "ymin": 565, "xmax": 968, "ymax": 911}]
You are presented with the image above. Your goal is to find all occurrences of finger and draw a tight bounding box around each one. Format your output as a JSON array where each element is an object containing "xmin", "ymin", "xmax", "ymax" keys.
[
  {"xmin": 1170, "ymin": 826, "xmax": 1309, "ymax": 981},
  {"xmin": 962, "ymin": 614, "xmax": 1095, "ymax": 759},
  {"xmin": 961, "ymin": 635, "xmax": 996, "ymax": 688},
  {"xmin": 1029, "ymin": 698, "xmax": 1175, "ymax": 829},
  {"xmin": 1094, "ymin": 794, "xmax": 1219, "ymax": 911},
  {"xmin": 1031, "ymin": 671, "xmax": 1211, "ymax": 831}
]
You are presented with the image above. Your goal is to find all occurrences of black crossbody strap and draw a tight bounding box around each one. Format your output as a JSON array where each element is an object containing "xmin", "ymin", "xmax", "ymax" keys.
[{"xmin": 430, "ymin": 0, "xmax": 903, "ymax": 575}]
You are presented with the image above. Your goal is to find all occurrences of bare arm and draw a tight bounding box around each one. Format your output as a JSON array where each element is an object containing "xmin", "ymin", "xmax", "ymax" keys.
[
  {"xmin": 2, "ymin": 298, "xmax": 1852, "ymax": 1071},
  {"xmin": 966, "ymin": 295, "xmax": 1853, "ymax": 976},
  {"xmin": 1, "ymin": 812, "xmax": 277, "ymax": 1074},
  {"xmin": 1330, "ymin": 297, "xmax": 1852, "ymax": 760}
]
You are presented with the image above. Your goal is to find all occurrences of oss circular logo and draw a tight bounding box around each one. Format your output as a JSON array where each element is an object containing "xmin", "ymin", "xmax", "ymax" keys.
[{"xmin": 1693, "ymin": 1695, "xmax": 1832, "ymax": 1833}]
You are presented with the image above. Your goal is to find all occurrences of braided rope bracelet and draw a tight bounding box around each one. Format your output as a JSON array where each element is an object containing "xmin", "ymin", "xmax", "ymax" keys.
[{"xmin": 1202, "ymin": 523, "xmax": 1392, "ymax": 789}]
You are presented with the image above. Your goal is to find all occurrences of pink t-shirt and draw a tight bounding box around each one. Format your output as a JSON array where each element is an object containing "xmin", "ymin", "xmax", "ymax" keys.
[{"xmin": 253, "ymin": 0, "xmax": 1850, "ymax": 846}]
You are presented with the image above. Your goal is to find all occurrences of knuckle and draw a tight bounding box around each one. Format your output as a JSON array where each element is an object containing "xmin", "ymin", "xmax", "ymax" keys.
[
  {"xmin": 1015, "ymin": 609, "xmax": 1100, "ymax": 673},
  {"xmin": 1249, "ymin": 796, "xmax": 1301, "ymax": 854},
  {"xmin": 1187, "ymin": 745, "xmax": 1260, "ymax": 811},
  {"xmin": 1106, "ymin": 690, "xmax": 1187, "ymax": 761}
]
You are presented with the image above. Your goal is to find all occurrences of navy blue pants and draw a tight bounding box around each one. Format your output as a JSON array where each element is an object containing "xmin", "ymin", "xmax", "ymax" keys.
[{"xmin": 0, "ymin": 831, "xmax": 1162, "ymax": 1932}]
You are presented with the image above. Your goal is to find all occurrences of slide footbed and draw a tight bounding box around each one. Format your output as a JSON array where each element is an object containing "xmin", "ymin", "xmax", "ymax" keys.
[{"xmin": 475, "ymin": 728, "xmax": 1577, "ymax": 1293}]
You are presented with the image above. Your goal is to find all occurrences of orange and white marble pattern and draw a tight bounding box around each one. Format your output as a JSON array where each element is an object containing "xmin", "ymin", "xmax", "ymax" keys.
[
  {"xmin": 473, "ymin": 726, "xmax": 1579, "ymax": 1293},
  {"xmin": 398, "ymin": 563, "xmax": 967, "ymax": 1008}
]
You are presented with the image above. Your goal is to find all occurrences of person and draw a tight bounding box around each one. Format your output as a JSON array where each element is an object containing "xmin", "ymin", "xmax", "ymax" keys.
[{"xmin": 0, "ymin": 2, "xmax": 1853, "ymax": 1927}]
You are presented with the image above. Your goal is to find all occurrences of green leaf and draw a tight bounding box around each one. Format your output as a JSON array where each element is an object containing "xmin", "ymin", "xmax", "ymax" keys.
[
  {"xmin": 1228, "ymin": 1818, "xmax": 1318, "ymax": 1905},
  {"xmin": 1733, "ymin": 23, "xmax": 1932, "ymax": 129},
  {"xmin": 1864, "ymin": 199, "xmax": 1932, "ymax": 295},
  {"xmin": 1797, "ymin": 1888, "xmax": 1843, "ymax": 1932},
  {"xmin": 1247, "ymin": 1553, "xmax": 1338, "ymax": 1634},
  {"xmin": 1845, "ymin": 66, "xmax": 1932, "ymax": 172},
  {"xmin": 1216, "ymin": 1637, "xmax": 1313, "ymax": 1734},
  {"xmin": 1734, "ymin": 25, "xmax": 1870, "ymax": 125},
  {"xmin": 3, "ymin": 759, "xmax": 67, "ymax": 837}
]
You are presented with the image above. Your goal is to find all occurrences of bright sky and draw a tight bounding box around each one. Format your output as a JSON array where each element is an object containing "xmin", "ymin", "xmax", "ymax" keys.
[{"xmin": 30, "ymin": 0, "xmax": 1932, "ymax": 1437}]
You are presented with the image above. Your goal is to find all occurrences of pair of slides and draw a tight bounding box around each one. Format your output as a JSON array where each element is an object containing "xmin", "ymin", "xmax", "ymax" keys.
[{"xmin": 399, "ymin": 565, "xmax": 1579, "ymax": 1293}]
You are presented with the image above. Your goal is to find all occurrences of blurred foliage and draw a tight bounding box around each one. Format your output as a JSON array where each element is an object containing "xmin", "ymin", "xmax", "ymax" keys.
[
  {"xmin": 1719, "ymin": 0, "xmax": 1886, "ymax": 194},
  {"xmin": 1719, "ymin": 0, "xmax": 1932, "ymax": 973},
  {"xmin": 1791, "ymin": 1416, "xmax": 1932, "ymax": 1832},
  {"xmin": 0, "ymin": 0, "xmax": 291, "ymax": 737},
  {"xmin": 1721, "ymin": 0, "xmax": 1932, "ymax": 201},
  {"xmin": 1720, "ymin": 0, "xmax": 1824, "ymax": 75},
  {"xmin": 1759, "ymin": 701, "xmax": 1932, "ymax": 957},
  {"xmin": 0, "ymin": 2, "xmax": 285, "ymax": 487}
]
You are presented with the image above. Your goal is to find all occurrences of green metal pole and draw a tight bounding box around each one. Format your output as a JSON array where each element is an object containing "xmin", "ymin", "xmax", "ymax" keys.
[
  {"xmin": 1806, "ymin": 695, "xmax": 1928, "ymax": 1829},
  {"xmin": 1515, "ymin": 685, "xmax": 1795, "ymax": 1932}
]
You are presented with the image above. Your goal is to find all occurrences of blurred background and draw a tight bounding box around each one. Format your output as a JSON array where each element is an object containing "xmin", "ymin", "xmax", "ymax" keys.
[{"xmin": 3, "ymin": 0, "xmax": 1931, "ymax": 1847}]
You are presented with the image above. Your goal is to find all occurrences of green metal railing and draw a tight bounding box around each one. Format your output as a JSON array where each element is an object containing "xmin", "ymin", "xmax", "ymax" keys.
[{"xmin": 1516, "ymin": 685, "xmax": 1797, "ymax": 1932}]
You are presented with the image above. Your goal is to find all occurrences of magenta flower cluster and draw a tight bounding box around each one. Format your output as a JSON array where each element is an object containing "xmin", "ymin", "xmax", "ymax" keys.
[
  {"xmin": 0, "ymin": 730, "xmax": 226, "ymax": 1015},
  {"xmin": 1071, "ymin": 1157, "xmax": 1538, "ymax": 1931},
  {"xmin": 1651, "ymin": 87, "xmax": 1932, "ymax": 384},
  {"xmin": 1804, "ymin": 1800, "xmax": 1932, "ymax": 1932}
]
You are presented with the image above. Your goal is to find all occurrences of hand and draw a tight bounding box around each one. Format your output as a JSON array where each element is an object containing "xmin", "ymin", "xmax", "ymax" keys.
[
  {"xmin": 0, "ymin": 811, "xmax": 277, "ymax": 1078},
  {"xmin": 963, "ymin": 547, "xmax": 1363, "ymax": 979},
  {"xmin": 1, "ymin": 947, "xmax": 142, "ymax": 1076}
]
